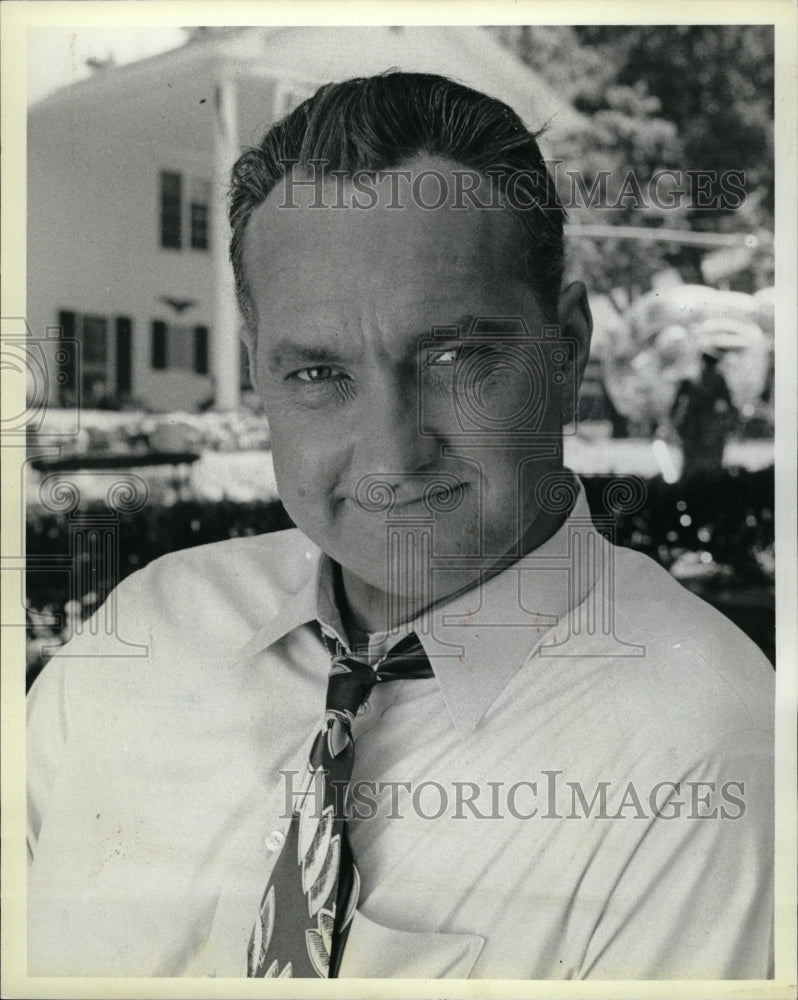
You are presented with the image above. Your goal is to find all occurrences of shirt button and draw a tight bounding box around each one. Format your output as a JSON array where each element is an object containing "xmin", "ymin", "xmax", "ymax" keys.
[{"xmin": 264, "ymin": 830, "xmax": 285, "ymax": 853}]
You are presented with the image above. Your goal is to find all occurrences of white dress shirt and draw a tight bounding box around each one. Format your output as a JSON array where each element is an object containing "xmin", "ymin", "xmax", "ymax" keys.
[{"xmin": 27, "ymin": 486, "xmax": 774, "ymax": 978}]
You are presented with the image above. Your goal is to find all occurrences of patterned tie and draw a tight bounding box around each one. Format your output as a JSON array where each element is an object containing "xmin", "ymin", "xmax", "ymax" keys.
[{"xmin": 247, "ymin": 631, "xmax": 433, "ymax": 978}]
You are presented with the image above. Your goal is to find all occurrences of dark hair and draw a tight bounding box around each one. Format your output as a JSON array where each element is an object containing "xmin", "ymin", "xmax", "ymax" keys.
[{"xmin": 229, "ymin": 71, "xmax": 566, "ymax": 330}]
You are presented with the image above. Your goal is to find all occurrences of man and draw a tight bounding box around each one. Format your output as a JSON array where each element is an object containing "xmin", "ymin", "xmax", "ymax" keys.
[
  {"xmin": 27, "ymin": 72, "xmax": 773, "ymax": 979},
  {"xmin": 671, "ymin": 347, "xmax": 738, "ymax": 481}
]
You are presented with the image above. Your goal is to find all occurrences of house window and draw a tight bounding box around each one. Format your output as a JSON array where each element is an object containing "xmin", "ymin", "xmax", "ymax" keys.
[
  {"xmin": 190, "ymin": 180, "xmax": 211, "ymax": 250},
  {"xmin": 151, "ymin": 321, "xmax": 210, "ymax": 374},
  {"xmin": 160, "ymin": 171, "xmax": 182, "ymax": 249},
  {"xmin": 81, "ymin": 315, "xmax": 108, "ymax": 366},
  {"xmin": 159, "ymin": 171, "xmax": 210, "ymax": 251},
  {"xmin": 57, "ymin": 310, "xmax": 130, "ymax": 405}
]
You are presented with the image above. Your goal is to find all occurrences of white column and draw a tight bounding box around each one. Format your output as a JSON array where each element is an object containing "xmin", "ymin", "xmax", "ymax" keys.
[{"xmin": 212, "ymin": 75, "xmax": 240, "ymax": 411}]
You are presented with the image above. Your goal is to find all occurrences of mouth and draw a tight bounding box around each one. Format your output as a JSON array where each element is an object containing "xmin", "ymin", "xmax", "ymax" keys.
[
  {"xmin": 344, "ymin": 474, "xmax": 470, "ymax": 516},
  {"xmin": 393, "ymin": 481, "xmax": 469, "ymax": 512}
]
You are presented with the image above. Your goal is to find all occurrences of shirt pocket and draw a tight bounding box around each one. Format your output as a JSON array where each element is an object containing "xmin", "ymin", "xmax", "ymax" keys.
[{"xmin": 337, "ymin": 908, "xmax": 484, "ymax": 978}]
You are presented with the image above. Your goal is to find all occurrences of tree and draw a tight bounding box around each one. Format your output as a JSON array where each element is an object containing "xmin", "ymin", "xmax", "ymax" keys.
[
  {"xmin": 576, "ymin": 26, "xmax": 774, "ymax": 227},
  {"xmin": 488, "ymin": 26, "xmax": 774, "ymax": 296}
]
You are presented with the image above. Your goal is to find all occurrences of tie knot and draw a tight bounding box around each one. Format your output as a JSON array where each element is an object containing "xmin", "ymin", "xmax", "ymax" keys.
[
  {"xmin": 326, "ymin": 656, "xmax": 379, "ymax": 716},
  {"xmin": 376, "ymin": 635, "xmax": 435, "ymax": 682},
  {"xmin": 324, "ymin": 634, "xmax": 434, "ymax": 717}
]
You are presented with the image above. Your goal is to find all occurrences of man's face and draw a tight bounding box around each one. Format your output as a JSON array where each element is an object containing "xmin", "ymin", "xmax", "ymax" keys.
[{"xmin": 243, "ymin": 157, "xmax": 589, "ymax": 613}]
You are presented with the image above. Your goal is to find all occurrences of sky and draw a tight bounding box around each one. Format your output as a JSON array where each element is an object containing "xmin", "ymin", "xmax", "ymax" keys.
[{"xmin": 27, "ymin": 28, "xmax": 187, "ymax": 104}]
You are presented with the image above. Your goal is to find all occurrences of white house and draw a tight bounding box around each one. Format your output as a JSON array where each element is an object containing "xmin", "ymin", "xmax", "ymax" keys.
[{"xmin": 27, "ymin": 26, "xmax": 580, "ymax": 412}]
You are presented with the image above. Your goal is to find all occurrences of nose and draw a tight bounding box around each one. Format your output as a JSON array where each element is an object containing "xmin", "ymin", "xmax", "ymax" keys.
[{"xmin": 347, "ymin": 377, "xmax": 443, "ymax": 499}]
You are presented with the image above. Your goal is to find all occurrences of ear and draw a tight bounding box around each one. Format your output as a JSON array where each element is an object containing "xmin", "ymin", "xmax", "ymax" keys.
[{"xmin": 557, "ymin": 281, "xmax": 593, "ymax": 421}]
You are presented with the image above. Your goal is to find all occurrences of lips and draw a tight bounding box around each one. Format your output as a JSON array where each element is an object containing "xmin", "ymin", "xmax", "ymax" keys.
[
  {"xmin": 346, "ymin": 472, "xmax": 470, "ymax": 515},
  {"xmin": 393, "ymin": 481, "xmax": 468, "ymax": 511}
]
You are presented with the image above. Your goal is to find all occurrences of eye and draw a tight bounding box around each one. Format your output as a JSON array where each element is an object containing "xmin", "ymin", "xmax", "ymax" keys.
[
  {"xmin": 293, "ymin": 365, "xmax": 344, "ymax": 382},
  {"xmin": 425, "ymin": 347, "xmax": 458, "ymax": 366}
]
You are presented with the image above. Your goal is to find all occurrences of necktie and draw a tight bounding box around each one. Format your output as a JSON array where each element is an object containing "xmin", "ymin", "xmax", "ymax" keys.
[{"xmin": 247, "ymin": 631, "xmax": 433, "ymax": 978}]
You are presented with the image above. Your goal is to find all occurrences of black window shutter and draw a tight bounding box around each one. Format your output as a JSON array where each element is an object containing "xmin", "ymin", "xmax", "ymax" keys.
[
  {"xmin": 115, "ymin": 316, "xmax": 133, "ymax": 394},
  {"xmin": 151, "ymin": 320, "xmax": 168, "ymax": 370},
  {"xmin": 193, "ymin": 325, "xmax": 209, "ymax": 375},
  {"xmin": 56, "ymin": 310, "xmax": 77, "ymax": 399}
]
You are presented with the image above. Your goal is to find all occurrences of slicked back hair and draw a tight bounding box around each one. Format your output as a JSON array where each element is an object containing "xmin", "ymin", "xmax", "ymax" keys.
[{"xmin": 229, "ymin": 72, "xmax": 566, "ymax": 332}]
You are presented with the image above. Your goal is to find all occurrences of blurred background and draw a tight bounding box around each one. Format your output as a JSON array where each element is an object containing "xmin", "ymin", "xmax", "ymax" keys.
[{"xmin": 24, "ymin": 25, "xmax": 775, "ymax": 685}]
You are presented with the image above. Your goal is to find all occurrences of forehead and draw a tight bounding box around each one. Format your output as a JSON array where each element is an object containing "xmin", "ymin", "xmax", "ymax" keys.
[{"xmin": 242, "ymin": 156, "xmax": 541, "ymax": 342}]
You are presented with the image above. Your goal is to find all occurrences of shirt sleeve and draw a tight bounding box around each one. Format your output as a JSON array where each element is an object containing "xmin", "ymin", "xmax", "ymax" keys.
[{"xmin": 579, "ymin": 730, "xmax": 774, "ymax": 979}]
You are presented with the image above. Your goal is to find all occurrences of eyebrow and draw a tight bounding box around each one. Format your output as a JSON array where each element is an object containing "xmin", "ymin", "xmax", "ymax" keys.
[
  {"xmin": 264, "ymin": 314, "xmax": 484, "ymax": 370},
  {"xmin": 265, "ymin": 342, "xmax": 351, "ymax": 369}
]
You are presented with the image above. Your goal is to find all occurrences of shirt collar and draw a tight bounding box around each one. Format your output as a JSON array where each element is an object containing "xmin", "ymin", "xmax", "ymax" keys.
[
  {"xmin": 235, "ymin": 542, "xmax": 323, "ymax": 663},
  {"xmin": 241, "ymin": 480, "xmax": 605, "ymax": 740}
]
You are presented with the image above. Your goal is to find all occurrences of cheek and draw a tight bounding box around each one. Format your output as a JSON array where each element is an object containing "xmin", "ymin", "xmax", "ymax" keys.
[
  {"xmin": 268, "ymin": 421, "xmax": 345, "ymax": 510},
  {"xmin": 268, "ymin": 423, "xmax": 315, "ymax": 502}
]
